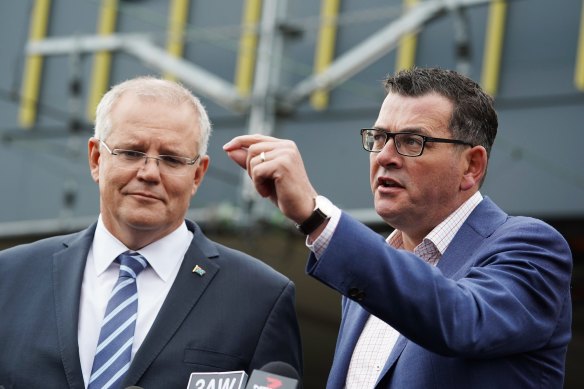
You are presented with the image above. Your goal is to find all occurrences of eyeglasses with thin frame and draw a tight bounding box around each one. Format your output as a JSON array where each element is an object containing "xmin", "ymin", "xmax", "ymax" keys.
[
  {"xmin": 98, "ymin": 139, "xmax": 200, "ymax": 176},
  {"xmin": 360, "ymin": 128, "xmax": 473, "ymax": 157}
]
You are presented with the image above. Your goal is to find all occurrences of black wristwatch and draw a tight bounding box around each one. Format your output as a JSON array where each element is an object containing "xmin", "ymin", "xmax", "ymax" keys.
[{"xmin": 296, "ymin": 195, "xmax": 334, "ymax": 235}]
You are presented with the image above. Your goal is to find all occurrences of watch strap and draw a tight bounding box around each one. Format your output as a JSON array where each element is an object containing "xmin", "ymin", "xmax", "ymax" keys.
[{"xmin": 296, "ymin": 208, "xmax": 328, "ymax": 235}]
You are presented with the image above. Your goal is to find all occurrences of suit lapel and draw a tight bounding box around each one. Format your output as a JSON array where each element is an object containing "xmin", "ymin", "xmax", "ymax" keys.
[
  {"xmin": 123, "ymin": 221, "xmax": 220, "ymax": 386},
  {"xmin": 437, "ymin": 197, "xmax": 507, "ymax": 279},
  {"xmin": 376, "ymin": 335, "xmax": 408, "ymax": 387},
  {"xmin": 436, "ymin": 225, "xmax": 485, "ymax": 279},
  {"xmin": 53, "ymin": 225, "xmax": 96, "ymax": 389},
  {"xmin": 328, "ymin": 299, "xmax": 369, "ymax": 388}
]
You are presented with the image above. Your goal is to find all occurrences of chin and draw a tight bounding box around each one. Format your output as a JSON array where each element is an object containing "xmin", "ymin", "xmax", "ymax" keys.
[
  {"xmin": 122, "ymin": 211, "xmax": 167, "ymax": 230},
  {"xmin": 374, "ymin": 203, "xmax": 400, "ymax": 225}
]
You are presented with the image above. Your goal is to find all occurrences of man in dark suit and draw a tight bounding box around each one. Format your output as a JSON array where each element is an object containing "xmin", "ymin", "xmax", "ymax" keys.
[
  {"xmin": 224, "ymin": 67, "xmax": 572, "ymax": 388},
  {"xmin": 0, "ymin": 76, "xmax": 302, "ymax": 388}
]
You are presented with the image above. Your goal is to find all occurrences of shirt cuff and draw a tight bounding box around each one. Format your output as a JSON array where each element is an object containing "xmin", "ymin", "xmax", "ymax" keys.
[{"xmin": 305, "ymin": 202, "xmax": 342, "ymax": 259}]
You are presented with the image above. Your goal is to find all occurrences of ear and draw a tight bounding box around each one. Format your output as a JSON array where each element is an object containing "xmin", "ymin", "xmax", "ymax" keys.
[
  {"xmin": 88, "ymin": 138, "xmax": 101, "ymax": 184},
  {"xmin": 460, "ymin": 146, "xmax": 488, "ymax": 191},
  {"xmin": 191, "ymin": 155, "xmax": 210, "ymax": 196}
]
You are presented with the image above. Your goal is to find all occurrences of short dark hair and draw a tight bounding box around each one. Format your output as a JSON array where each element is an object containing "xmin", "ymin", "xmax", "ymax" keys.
[{"xmin": 383, "ymin": 67, "xmax": 497, "ymax": 159}]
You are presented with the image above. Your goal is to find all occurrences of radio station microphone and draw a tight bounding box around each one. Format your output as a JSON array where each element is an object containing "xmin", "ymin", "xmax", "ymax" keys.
[
  {"xmin": 186, "ymin": 370, "xmax": 248, "ymax": 389},
  {"xmin": 245, "ymin": 361, "xmax": 301, "ymax": 389}
]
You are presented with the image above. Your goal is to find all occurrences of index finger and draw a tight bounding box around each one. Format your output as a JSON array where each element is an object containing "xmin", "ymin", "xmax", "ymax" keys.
[{"xmin": 222, "ymin": 134, "xmax": 278, "ymax": 151}]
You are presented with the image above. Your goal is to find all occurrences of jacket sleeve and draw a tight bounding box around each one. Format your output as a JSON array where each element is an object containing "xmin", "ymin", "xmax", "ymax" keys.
[{"xmin": 306, "ymin": 211, "xmax": 572, "ymax": 358}]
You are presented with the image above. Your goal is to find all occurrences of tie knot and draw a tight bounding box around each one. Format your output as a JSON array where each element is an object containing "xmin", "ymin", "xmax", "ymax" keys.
[{"xmin": 117, "ymin": 251, "xmax": 148, "ymax": 279}]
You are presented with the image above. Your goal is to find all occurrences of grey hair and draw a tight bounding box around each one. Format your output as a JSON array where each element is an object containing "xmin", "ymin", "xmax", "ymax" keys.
[{"xmin": 94, "ymin": 76, "xmax": 212, "ymax": 156}]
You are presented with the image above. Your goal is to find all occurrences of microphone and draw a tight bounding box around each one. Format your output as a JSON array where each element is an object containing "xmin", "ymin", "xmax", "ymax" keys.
[
  {"xmin": 186, "ymin": 370, "xmax": 248, "ymax": 389},
  {"xmin": 245, "ymin": 361, "xmax": 301, "ymax": 389}
]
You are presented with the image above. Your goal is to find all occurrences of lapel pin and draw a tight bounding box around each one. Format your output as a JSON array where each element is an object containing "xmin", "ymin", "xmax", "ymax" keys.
[{"xmin": 192, "ymin": 265, "xmax": 206, "ymax": 277}]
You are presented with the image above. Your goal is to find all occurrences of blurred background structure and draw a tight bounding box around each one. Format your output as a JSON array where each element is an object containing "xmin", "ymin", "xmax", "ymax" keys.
[{"xmin": 0, "ymin": 0, "xmax": 583, "ymax": 387}]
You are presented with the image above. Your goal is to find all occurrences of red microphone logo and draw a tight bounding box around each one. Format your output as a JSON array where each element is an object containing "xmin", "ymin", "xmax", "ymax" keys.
[{"xmin": 266, "ymin": 376, "xmax": 282, "ymax": 389}]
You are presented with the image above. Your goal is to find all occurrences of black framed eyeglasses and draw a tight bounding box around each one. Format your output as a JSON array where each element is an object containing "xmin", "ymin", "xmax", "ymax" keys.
[
  {"xmin": 99, "ymin": 139, "xmax": 200, "ymax": 176},
  {"xmin": 360, "ymin": 128, "xmax": 473, "ymax": 157}
]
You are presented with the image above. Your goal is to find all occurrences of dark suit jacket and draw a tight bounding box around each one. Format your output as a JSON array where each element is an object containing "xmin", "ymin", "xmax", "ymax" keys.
[
  {"xmin": 307, "ymin": 197, "xmax": 572, "ymax": 388},
  {"xmin": 0, "ymin": 220, "xmax": 302, "ymax": 388}
]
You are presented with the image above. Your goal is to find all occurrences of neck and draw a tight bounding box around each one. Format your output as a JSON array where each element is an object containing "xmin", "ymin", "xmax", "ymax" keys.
[{"xmin": 102, "ymin": 219, "xmax": 181, "ymax": 251}]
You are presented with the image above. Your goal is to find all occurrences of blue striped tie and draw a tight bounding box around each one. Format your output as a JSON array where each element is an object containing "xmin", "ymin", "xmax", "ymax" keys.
[{"xmin": 88, "ymin": 251, "xmax": 148, "ymax": 389}]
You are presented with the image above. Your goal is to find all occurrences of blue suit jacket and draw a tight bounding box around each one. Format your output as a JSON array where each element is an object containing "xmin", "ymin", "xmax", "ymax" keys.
[
  {"xmin": 307, "ymin": 197, "xmax": 572, "ymax": 388},
  {"xmin": 0, "ymin": 220, "xmax": 302, "ymax": 388}
]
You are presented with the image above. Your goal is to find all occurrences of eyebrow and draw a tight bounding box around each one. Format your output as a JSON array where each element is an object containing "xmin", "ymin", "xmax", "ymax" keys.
[{"xmin": 372, "ymin": 126, "xmax": 429, "ymax": 135}]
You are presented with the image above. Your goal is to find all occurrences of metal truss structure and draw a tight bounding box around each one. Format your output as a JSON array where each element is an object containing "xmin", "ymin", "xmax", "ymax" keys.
[{"xmin": 1, "ymin": 0, "xmax": 493, "ymax": 238}]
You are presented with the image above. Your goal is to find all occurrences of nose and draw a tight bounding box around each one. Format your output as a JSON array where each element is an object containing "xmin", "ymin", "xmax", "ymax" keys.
[
  {"xmin": 375, "ymin": 137, "xmax": 402, "ymax": 168},
  {"xmin": 142, "ymin": 156, "xmax": 161, "ymax": 166},
  {"xmin": 137, "ymin": 156, "xmax": 162, "ymax": 179}
]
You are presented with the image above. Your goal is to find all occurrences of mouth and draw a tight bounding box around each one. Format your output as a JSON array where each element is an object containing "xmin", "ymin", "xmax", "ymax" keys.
[
  {"xmin": 377, "ymin": 177, "xmax": 403, "ymax": 189},
  {"xmin": 127, "ymin": 191, "xmax": 162, "ymax": 201}
]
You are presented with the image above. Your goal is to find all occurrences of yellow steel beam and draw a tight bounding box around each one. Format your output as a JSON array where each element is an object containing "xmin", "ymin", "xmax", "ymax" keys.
[
  {"xmin": 575, "ymin": 0, "xmax": 584, "ymax": 90},
  {"xmin": 235, "ymin": 0, "xmax": 263, "ymax": 97},
  {"xmin": 165, "ymin": 0, "xmax": 191, "ymax": 81},
  {"xmin": 86, "ymin": 0, "xmax": 119, "ymax": 121},
  {"xmin": 311, "ymin": 0, "xmax": 341, "ymax": 110},
  {"xmin": 481, "ymin": 0, "xmax": 507, "ymax": 96},
  {"xmin": 395, "ymin": 0, "xmax": 419, "ymax": 72},
  {"xmin": 19, "ymin": 0, "xmax": 52, "ymax": 128}
]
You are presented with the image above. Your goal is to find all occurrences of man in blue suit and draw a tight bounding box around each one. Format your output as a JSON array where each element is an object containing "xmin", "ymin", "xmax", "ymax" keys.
[
  {"xmin": 224, "ymin": 67, "xmax": 572, "ymax": 388},
  {"xmin": 0, "ymin": 76, "xmax": 302, "ymax": 388}
]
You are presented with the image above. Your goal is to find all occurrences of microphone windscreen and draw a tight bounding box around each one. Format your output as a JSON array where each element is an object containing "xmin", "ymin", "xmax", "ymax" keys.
[{"xmin": 260, "ymin": 361, "xmax": 301, "ymax": 381}]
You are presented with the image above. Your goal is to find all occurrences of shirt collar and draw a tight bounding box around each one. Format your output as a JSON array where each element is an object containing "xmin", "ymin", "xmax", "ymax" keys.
[
  {"xmin": 425, "ymin": 191, "xmax": 483, "ymax": 255},
  {"xmin": 92, "ymin": 215, "xmax": 193, "ymax": 282}
]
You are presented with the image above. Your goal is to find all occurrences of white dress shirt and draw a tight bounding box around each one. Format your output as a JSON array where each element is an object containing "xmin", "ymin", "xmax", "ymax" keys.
[
  {"xmin": 78, "ymin": 216, "xmax": 193, "ymax": 386},
  {"xmin": 309, "ymin": 192, "xmax": 483, "ymax": 388}
]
